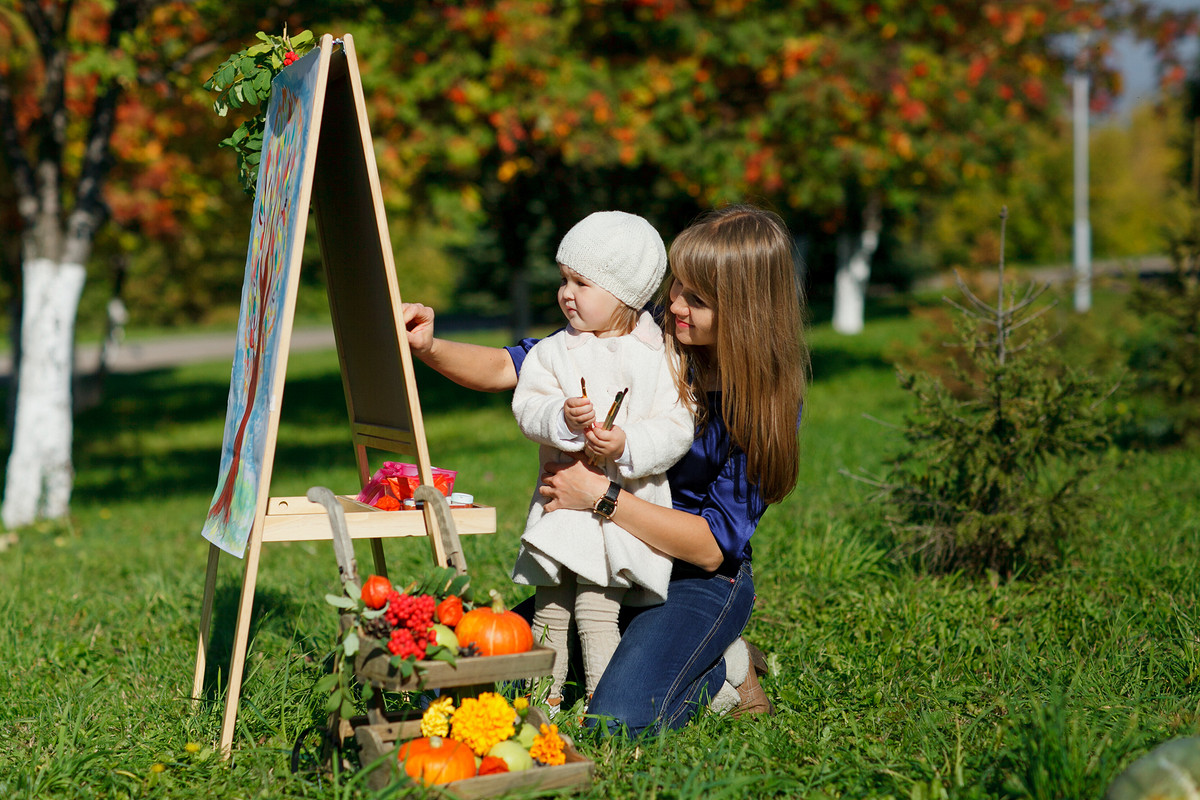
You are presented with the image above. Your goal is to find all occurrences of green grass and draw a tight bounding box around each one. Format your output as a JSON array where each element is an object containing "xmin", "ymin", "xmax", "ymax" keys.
[{"xmin": 1, "ymin": 300, "xmax": 1198, "ymax": 799}]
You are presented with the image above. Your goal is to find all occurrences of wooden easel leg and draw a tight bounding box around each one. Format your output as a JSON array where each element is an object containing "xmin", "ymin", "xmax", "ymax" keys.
[
  {"xmin": 354, "ymin": 444, "xmax": 389, "ymax": 578},
  {"xmin": 369, "ymin": 538, "xmax": 387, "ymax": 578},
  {"xmin": 218, "ymin": 532, "xmax": 265, "ymax": 756},
  {"xmin": 421, "ymin": 503, "xmax": 448, "ymax": 567},
  {"xmin": 192, "ymin": 544, "xmax": 221, "ymax": 701}
]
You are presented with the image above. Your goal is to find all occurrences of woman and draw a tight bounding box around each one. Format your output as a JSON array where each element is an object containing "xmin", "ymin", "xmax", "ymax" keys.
[{"xmin": 403, "ymin": 204, "xmax": 808, "ymax": 734}]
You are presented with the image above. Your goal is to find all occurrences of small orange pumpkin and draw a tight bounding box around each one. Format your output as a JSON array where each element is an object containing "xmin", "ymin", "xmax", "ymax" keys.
[
  {"xmin": 396, "ymin": 736, "xmax": 476, "ymax": 785},
  {"xmin": 455, "ymin": 590, "xmax": 533, "ymax": 656},
  {"xmin": 361, "ymin": 575, "xmax": 392, "ymax": 610}
]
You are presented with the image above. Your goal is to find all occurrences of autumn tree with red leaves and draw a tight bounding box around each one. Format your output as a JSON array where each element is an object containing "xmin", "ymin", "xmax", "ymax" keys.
[{"xmin": 359, "ymin": 0, "xmax": 1195, "ymax": 334}]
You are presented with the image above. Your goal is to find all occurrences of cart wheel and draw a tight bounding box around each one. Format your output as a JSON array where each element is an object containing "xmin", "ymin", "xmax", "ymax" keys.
[{"xmin": 290, "ymin": 723, "xmax": 332, "ymax": 775}]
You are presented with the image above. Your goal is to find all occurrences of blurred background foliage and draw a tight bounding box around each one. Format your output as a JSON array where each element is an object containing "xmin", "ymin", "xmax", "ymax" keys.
[
  {"xmin": 916, "ymin": 102, "xmax": 1191, "ymax": 272},
  {"xmin": 1, "ymin": 0, "xmax": 1198, "ymax": 339}
]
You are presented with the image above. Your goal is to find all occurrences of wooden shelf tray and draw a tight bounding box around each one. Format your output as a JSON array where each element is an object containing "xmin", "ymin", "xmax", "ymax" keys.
[{"xmin": 262, "ymin": 494, "xmax": 496, "ymax": 543}]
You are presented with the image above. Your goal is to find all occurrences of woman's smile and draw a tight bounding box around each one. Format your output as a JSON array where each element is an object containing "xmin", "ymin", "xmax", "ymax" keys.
[{"xmin": 668, "ymin": 278, "xmax": 716, "ymax": 347}]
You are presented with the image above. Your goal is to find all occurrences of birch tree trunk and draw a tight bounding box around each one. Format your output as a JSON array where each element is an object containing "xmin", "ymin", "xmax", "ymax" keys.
[
  {"xmin": 832, "ymin": 197, "xmax": 883, "ymax": 336},
  {"xmin": 2, "ymin": 258, "xmax": 86, "ymax": 528},
  {"xmin": 0, "ymin": 1, "xmax": 145, "ymax": 528}
]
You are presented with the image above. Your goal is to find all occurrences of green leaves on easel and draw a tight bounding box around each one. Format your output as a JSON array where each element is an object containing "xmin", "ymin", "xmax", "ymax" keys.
[{"xmin": 203, "ymin": 28, "xmax": 316, "ymax": 195}]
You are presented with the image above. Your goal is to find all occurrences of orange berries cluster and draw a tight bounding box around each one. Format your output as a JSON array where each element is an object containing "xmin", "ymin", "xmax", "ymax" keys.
[{"xmin": 385, "ymin": 591, "xmax": 437, "ymax": 659}]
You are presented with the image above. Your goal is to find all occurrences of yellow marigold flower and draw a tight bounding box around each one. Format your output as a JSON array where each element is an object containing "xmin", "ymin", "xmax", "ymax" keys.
[
  {"xmin": 450, "ymin": 692, "xmax": 516, "ymax": 756},
  {"xmin": 513, "ymin": 697, "xmax": 529, "ymax": 713},
  {"xmin": 530, "ymin": 723, "xmax": 566, "ymax": 766},
  {"xmin": 421, "ymin": 696, "xmax": 455, "ymax": 738}
]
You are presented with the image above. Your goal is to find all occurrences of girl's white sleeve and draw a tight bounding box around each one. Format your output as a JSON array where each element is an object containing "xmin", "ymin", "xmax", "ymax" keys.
[
  {"xmin": 616, "ymin": 352, "xmax": 694, "ymax": 479},
  {"xmin": 511, "ymin": 338, "xmax": 585, "ymax": 452}
]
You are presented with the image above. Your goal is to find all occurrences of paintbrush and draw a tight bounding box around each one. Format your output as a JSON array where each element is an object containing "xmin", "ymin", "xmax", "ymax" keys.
[{"xmin": 602, "ymin": 388, "xmax": 628, "ymax": 430}]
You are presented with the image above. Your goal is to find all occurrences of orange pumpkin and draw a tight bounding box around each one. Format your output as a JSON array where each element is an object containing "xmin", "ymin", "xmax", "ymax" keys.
[
  {"xmin": 361, "ymin": 575, "xmax": 392, "ymax": 610},
  {"xmin": 396, "ymin": 736, "xmax": 476, "ymax": 785},
  {"xmin": 455, "ymin": 590, "xmax": 533, "ymax": 656}
]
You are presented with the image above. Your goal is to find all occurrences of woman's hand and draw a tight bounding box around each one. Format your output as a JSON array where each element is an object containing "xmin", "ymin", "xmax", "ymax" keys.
[
  {"xmin": 399, "ymin": 302, "xmax": 518, "ymax": 391},
  {"xmin": 539, "ymin": 455, "xmax": 609, "ymax": 512},
  {"xmin": 401, "ymin": 302, "xmax": 436, "ymax": 356},
  {"xmin": 543, "ymin": 453, "xmax": 724, "ymax": 570}
]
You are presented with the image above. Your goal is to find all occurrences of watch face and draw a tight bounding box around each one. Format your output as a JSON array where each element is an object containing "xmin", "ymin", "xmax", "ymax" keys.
[{"xmin": 595, "ymin": 482, "xmax": 619, "ymax": 519}]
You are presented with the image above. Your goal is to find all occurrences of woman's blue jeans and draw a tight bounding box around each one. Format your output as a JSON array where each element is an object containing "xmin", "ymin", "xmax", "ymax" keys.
[
  {"xmin": 585, "ymin": 560, "xmax": 755, "ymax": 735},
  {"xmin": 513, "ymin": 560, "xmax": 756, "ymax": 736}
]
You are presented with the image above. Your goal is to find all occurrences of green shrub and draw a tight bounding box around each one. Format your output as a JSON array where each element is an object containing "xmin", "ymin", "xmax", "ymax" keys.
[{"xmin": 862, "ymin": 210, "xmax": 1112, "ymax": 576}]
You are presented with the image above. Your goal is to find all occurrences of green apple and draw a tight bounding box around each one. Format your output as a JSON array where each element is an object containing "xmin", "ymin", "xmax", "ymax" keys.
[
  {"xmin": 431, "ymin": 623, "xmax": 459, "ymax": 650},
  {"xmin": 487, "ymin": 739, "xmax": 533, "ymax": 772},
  {"xmin": 514, "ymin": 722, "xmax": 538, "ymax": 749}
]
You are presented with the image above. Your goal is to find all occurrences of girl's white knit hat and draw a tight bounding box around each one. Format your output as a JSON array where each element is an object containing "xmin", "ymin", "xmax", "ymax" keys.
[{"xmin": 556, "ymin": 210, "xmax": 668, "ymax": 308}]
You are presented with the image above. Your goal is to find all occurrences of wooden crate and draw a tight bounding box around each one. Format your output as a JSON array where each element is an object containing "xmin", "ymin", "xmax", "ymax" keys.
[
  {"xmin": 325, "ymin": 487, "xmax": 591, "ymax": 796},
  {"xmin": 354, "ymin": 708, "xmax": 594, "ymax": 797}
]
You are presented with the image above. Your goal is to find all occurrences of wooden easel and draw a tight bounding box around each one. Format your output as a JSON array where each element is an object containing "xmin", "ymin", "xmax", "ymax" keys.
[{"xmin": 190, "ymin": 34, "xmax": 495, "ymax": 756}]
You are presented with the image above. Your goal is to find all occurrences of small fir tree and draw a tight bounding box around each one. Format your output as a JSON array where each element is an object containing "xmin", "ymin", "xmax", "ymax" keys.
[
  {"xmin": 1123, "ymin": 174, "xmax": 1200, "ymax": 445},
  {"xmin": 861, "ymin": 208, "xmax": 1112, "ymax": 576}
]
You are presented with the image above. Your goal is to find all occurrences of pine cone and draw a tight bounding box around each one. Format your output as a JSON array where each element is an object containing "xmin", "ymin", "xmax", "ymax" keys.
[{"xmin": 360, "ymin": 616, "xmax": 392, "ymax": 642}]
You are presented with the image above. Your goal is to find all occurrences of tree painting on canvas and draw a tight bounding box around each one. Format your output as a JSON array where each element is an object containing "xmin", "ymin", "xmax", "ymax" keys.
[{"xmin": 202, "ymin": 50, "xmax": 321, "ymax": 558}]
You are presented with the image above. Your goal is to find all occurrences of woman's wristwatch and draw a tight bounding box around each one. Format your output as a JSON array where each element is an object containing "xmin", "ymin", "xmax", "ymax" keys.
[{"xmin": 592, "ymin": 481, "xmax": 621, "ymax": 520}]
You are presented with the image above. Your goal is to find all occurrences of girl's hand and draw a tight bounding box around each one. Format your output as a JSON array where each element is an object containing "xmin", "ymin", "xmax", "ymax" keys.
[
  {"xmin": 563, "ymin": 396, "xmax": 595, "ymax": 434},
  {"xmin": 584, "ymin": 424, "xmax": 625, "ymax": 462},
  {"xmin": 539, "ymin": 456, "xmax": 609, "ymax": 512}
]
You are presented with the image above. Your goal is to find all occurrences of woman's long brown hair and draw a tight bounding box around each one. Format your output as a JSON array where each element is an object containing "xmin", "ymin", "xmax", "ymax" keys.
[{"xmin": 664, "ymin": 205, "xmax": 809, "ymax": 504}]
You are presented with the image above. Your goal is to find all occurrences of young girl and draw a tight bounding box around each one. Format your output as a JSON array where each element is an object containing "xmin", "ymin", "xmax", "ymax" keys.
[
  {"xmin": 402, "ymin": 203, "xmax": 807, "ymax": 731},
  {"xmin": 510, "ymin": 211, "xmax": 694, "ymax": 711}
]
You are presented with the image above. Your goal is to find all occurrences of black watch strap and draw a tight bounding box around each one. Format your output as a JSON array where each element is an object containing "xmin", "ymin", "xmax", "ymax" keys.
[{"xmin": 593, "ymin": 481, "xmax": 620, "ymax": 520}]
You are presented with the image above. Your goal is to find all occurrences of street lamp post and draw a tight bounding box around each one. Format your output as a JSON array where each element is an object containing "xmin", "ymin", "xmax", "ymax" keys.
[{"xmin": 1072, "ymin": 53, "xmax": 1092, "ymax": 313}]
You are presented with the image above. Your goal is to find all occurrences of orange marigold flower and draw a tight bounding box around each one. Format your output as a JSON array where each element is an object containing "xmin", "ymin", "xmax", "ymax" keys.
[
  {"xmin": 530, "ymin": 723, "xmax": 566, "ymax": 766},
  {"xmin": 450, "ymin": 692, "xmax": 517, "ymax": 756}
]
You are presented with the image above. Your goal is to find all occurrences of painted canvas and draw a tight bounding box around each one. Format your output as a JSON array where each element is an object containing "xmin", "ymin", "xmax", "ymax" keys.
[{"xmin": 202, "ymin": 48, "xmax": 324, "ymax": 557}]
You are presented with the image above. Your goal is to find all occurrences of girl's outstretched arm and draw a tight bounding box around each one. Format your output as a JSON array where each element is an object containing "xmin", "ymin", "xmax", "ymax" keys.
[{"xmin": 538, "ymin": 456, "xmax": 724, "ymax": 572}]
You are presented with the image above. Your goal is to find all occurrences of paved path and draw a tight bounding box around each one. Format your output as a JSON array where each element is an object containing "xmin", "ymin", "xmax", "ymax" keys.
[
  {"xmin": 913, "ymin": 254, "xmax": 1172, "ymax": 291},
  {"xmin": 0, "ymin": 326, "xmax": 337, "ymax": 377},
  {"xmin": 0, "ymin": 255, "xmax": 1175, "ymax": 378}
]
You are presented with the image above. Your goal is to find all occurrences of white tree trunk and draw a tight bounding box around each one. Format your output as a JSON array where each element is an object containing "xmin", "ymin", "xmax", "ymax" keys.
[
  {"xmin": 2, "ymin": 258, "xmax": 86, "ymax": 528},
  {"xmin": 832, "ymin": 199, "xmax": 883, "ymax": 335}
]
